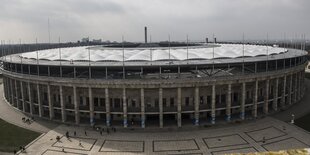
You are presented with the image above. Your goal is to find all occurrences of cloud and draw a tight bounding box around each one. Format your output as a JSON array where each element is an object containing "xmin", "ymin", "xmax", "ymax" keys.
[{"xmin": 0, "ymin": 0, "xmax": 309, "ymax": 43}]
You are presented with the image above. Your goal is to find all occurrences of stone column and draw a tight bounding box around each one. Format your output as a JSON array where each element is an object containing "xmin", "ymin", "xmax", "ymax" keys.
[
  {"xmin": 159, "ymin": 88, "xmax": 163, "ymax": 128},
  {"xmin": 177, "ymin": 87, "xmax": 182, "ymax": 127},
  {"xmin": 60, "ymin": 86, "xmax": 66, "ymax": 122},
  {"xmin": 140, "ymin": 88, "xmax": 145, "ymax": 128},
  {"xmin": 288, "ymin": 75, "xmax": 292, "ymax": 105},
  {"xmin": 15, "ymin": 80, "xmax": 20, "ymax": 109},
  {"xmin": 10, "ymin": 79, "xmax": 14, "ymax": 106},
  {"xmin": 281, "ymin": 76, "xmax": 286, "ymax": 108},
  {"xmin": 226, "ymin": 84, "xmax": 231, "ymax": 122},
  {"xmin": 194, "ymin": 86, "xmax": 199, "ymax": 125},
  {"xmin": 122, "ymin": 88, "xmax": 128, "ymax": 127},
  {"xmin": 105, "ymin": 88, "xmax": 110, "ymax": 127},
  {"xmin": 36, "ymin": 84, "xmax": 42, "ymax": 117},
  {"xmin": 73, "ymin": 86, "xmax": 80, "ymax": 124},
  {"xmin": 211, "ymin": 85, "xmax": 216, "ymax": 124},
  {"xmin": 241, "ymin": 82, "xmax": 246, "ymax": 120},
  {"xmin": 20, "ymin": 81, "xmax": 25, "ymax": 112},
  {"xmin": 294, "ymin": 73, "xmax": 297, "ymax": 103},
  {"xmin": 264, "ymin": 79, "xmax": 269, "ymax": 114},
  {"xmin": 298, "ymin": 72, "xmax": 301, "ymax": 100},
  {"xmin": 89, "ymin": 87, "xmax": 94, "ymax": 126},
  {"xmin": 253, "ymin": 80, "xmax": 258, "ymax": 118},
  {"xmin": 273, "ymin": 78, "xmax": 279, "ymax": 111},
  {"xmin": 28, "ymin": 82, "xmax": 33, "ymax": 115},
  {"xmin": 47, "ymin": 84, "xmax": 54, "ymax": 120}
]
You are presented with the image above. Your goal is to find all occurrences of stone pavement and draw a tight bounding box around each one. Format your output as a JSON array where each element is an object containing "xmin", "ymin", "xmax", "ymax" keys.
[{"xmin": 17, "ymin": 117, "xmax": 310, "ymax": 155}]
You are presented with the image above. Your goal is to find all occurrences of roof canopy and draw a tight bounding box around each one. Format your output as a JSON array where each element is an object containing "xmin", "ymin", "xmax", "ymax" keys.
[{"xmin": 20, "ymin": 44, "xmax": 287, "ymax": 62}]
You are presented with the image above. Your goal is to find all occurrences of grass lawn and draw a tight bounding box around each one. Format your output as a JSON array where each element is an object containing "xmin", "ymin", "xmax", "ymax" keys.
[{"xmin": 0, "ymin": 118, "xmax": 40, "ymax": 152}]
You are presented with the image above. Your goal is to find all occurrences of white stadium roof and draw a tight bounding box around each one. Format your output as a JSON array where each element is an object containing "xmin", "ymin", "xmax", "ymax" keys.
[{"xmin": 20, "ymin": 44, "xmax": 287, "ymax": 62}]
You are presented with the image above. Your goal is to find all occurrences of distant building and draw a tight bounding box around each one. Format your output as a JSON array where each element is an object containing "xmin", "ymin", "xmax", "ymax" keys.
[
  {"xmin": 92, "ymin": 39, "xmax": 102, "ymax": 43},
  {"xmin": 81, "ymin": 37, "xmax": 89, "ymax": 43}
]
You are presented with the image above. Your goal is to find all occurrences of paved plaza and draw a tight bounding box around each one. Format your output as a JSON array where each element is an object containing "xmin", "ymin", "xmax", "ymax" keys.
[{"xmin": 15, "ymin": 117, "xmax": 310, "ymax": 155}]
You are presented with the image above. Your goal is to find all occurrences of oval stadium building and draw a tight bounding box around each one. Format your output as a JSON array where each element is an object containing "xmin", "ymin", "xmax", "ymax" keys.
[{"xmin": 1, "ymin": 43, "xmax": 308, "ymax": 128}]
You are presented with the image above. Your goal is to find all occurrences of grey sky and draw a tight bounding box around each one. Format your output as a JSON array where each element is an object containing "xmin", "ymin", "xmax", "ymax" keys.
[{"xmin": 0, "ymin": 0, "xmax": 309, "ymax": 43}]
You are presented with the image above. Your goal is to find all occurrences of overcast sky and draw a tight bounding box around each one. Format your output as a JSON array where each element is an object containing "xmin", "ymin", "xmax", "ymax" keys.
[{"xmin": 0, "ymin": 0, "xmax": 309, "ymax": 43}]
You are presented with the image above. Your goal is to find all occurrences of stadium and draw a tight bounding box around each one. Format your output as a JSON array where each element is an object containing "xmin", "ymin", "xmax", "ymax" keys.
[{"xmin": 0, "ymin": 39, "xmax": 308, "ymax": 128}]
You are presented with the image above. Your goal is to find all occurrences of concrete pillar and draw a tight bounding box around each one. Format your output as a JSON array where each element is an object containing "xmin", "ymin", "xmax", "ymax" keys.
[
  {"xmin": 140, "ymin": 88, "xmax": 145, "ymax": 128},
  {"xmin": 105, "ymin": 88, "xmax": 110, "ymax": 126},
  {"xmin": 288, "ymin": 75, "xmax": 292, "ymax": 105},
  {"xmin": 47, "ymin": 84, "xmax": 54, "ymax": 120},
  {"xmin": 298, "ymin": 72, "xmax": 301, "ymax": 100},
  {"xmin": 177, "ymin": 87, "xmax": 182, "ymax": 127},
  {"xmin": 159, "ymin": 88, "xmax": 163, "ymax": 128},
  {"xmin": 273, "ymin": 78, "xmax": 279, "ymax": 111},
  {"xmin": 211, "ymin": 85, "xmax": 216, "ymax": 124},
  {"xmin": 15, "ymin": 80, "xmax": 20, "ymax": 109},
  {"xmin": 60, "ymin": 86, "xmax": 66, "ymax": 122},
  {"xmin": 226, "ymin": 84, "xmax": 231, "ymax": 122},
  {"xmin": 73, "ymin": 86, "xmax": 80, "ymax": 124},
  {"xmin": 10, "ymin": 79, "xmax": 14, "ymax": 106},
  {"xmin": 36, "ymin": 84, "xmax": 42, "ymax": 117},
  {"xmin": 20, "ymin": 81, "xmax": 25, "ymax": 112},
  {"xmin": 241, "ymin": 82, "xmax": 246, "ymax": 120},
  {"xmin": 123, "ymin": 88, "xmax": 127, "ymax": 127},
  {"xmin": 253, "ymin": 80, "xmax": 258, "ymax": 118},
  {"xmin": 28, "ymin": 82, "xmax": 33, "ymax": 116},
  {"xmin": 194, "ymin": 86, "xmax": 199, "ymax": 125},
  {"xmin": 294, "ymin": 73, "xmax": 297, "ymax": 103},
  {"xmin": 88, "ymin": 87, "xmax": 94, "ymax": 126},
  {"xmin": 281, "ymin": 76, "xmax": 286, "ymax": 108},
  {"xmin": 264, "ymin": 79, "xmax": 269, "ymax": 114}
]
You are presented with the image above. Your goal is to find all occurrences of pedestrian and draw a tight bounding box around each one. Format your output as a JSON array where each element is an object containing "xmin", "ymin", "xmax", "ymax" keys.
[
  {"xmin": 13, "ymin": 150, "xmax": 16, "ymax": 155},
  {"xmin": 79, "ymin": 140, "xmax": 82, "ymax": 147},
  {"xmin": 22, "ymin": 146, "xmax": 26, "ymax": 152},
  {"xmin": 74, "ymin": 131, "xmax": 76, "ymax": 136},
  {"xmin": 113, "ymin": 127, "xmax": 116, "ymax": 132},
  {"xmin": 107, "ymin": 128, "xmax": 110, "ymax": 134},
  {"xmin": 62, "ymin": 146, "xmax": 65, "ymax": 152},
  {"xmin": 100, "ymin": 130, "xmax": 102, "ymax": 135},
  {"xmin": 66, "ymin": 131, "xmax": 69, "ymax": 138},
  {"xmin": 84, "ymin": 130, "xmax": 87, "ymax": 136},
  {"xmin": 262, "ymin": 136, "xmax": 266, "ymax": 143}
]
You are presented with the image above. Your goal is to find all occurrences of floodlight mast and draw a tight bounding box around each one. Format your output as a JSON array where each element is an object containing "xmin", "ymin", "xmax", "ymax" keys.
[
  {"xmin": 242, "ymin": 33, "xmax": 245, "ymax": 74},
  {"xmin": 122, "ymin": 35, "xmax": 125, "ymax": 79},
  {"xmin": 186, "ymin": 35, "xmax": 189, "ymax": 64}
]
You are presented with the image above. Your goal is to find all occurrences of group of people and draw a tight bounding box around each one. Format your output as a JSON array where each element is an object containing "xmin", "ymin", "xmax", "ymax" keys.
[
  {"xmin": 13, "ymin": 146, "xmax": 26, "ymax": 154},
  {"xmin": 21, "ymin": 116, "xmax": 34, "ymax": 124}
]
